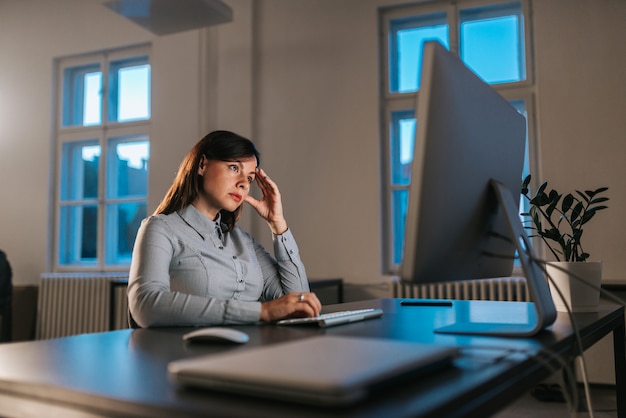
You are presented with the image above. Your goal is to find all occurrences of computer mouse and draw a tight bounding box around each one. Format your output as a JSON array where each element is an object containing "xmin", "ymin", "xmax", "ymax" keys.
[{"xmin": 182, "ymin": 327, "xmax": 250, "ymax": 344}]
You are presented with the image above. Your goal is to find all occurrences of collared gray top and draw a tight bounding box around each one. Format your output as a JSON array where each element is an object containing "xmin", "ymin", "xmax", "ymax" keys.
[{"xmin": 128, "ymin": 204, "xmax": 309, "ymax": 327}]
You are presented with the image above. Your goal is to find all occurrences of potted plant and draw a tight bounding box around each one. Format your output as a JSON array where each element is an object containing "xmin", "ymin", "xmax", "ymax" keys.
[{"xmin": 520, "ymin": 175, "xmax": 609, "ymax": 312}]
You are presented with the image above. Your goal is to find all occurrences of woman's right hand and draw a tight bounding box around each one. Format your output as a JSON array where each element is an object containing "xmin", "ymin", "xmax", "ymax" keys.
[
  {"xmin": 260, "ymin": 292, "xmax": 322, "ymax": 322},
  {"xmin": 245, "ymin": 168, "xmax": 288, "ymax": 235}
]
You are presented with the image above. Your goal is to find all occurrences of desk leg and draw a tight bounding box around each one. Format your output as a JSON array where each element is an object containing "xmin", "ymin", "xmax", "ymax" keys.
[{"xmin": 614, "ymin": 318, "xmax": 626, "ymax": 418}]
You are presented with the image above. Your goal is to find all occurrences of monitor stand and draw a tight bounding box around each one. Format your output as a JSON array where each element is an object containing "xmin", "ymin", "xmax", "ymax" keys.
[{"xmin": 435, "ymin": 180, "xmax": 557, "ymax": 337}]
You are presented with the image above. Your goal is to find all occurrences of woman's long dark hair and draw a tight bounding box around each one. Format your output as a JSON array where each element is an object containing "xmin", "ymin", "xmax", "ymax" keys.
[{"xmin": 154, "ymin": 130, "xmax": 260, "ymax": 231}]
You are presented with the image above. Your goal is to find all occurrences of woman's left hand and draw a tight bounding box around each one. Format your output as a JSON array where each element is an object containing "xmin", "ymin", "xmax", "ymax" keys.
[
  {"xmin": 260, "ymin": 292, "xmax": 322, "ymax": 322},
  {"xmin": 245, "ymin": 168, "xmax": 288, "ymax": 235}
]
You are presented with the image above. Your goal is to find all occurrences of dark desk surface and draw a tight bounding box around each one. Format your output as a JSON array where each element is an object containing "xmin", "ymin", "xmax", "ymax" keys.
[{"xmin": 0, "ymin": 298, "xmax": 623, "ymax": 417}]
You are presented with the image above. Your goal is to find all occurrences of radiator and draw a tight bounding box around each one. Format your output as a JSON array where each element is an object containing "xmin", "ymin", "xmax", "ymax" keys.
[
  {"xmin": 37, "ymin": 273, "xmax": 129, "ymax": 340},
  {"xmin": 392, "ymin": 276, "xmax": 530, "ymax": 302}
]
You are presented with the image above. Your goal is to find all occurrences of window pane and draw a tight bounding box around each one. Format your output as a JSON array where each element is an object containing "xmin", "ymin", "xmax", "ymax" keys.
[
  {"xmin": 107, "ymin": 136, "xmax": 149, "ymax": 198},
  {"xmin": 510, "ymin": 100, "xmax": 529, "ymax": 182},
  {"xmin": 510, "ymin": 100, "xmax": 529, "ymax": 213},
  {"xmin": 392, "ymin": 189, "xmax": 409, "ymax": 265},
  {"xmin": 108, "ymin": 57, "xmax": 151, "ymax": 123},
  {"xmin": 83, "ymin": 73, "xmax": 102, "ymax": 126},
  {"xmin": 59, "ymin": 205, "xmax": 98, "ymax": 265},
  {"xmin": 460, "ymin": 3, "xmax": 525, "ymax": 84},
  {"xmin": 62, "ymin": 64, "xmax": 102, "ymax": 127},
  {"xmin": 106, "ymin": 202, "xmax": 147, "ymax": 265},
  {"xmin": 61, "ymin": 141, "xmax": 100, "ymax": 200},
  {"xmin": 389, "ymin": 13, "xmax": 449, "ymax": 93},
  {"xmin": 390, "ymin": 110, "xmax": 415, "ymax": 185}
]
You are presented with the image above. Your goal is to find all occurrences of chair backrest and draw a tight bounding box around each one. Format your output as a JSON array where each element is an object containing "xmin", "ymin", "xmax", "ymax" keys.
[
  {"xmin": 128, "ymin": 309, "xmax": 140, "ymax": 329},
  {"xmin": 0, "ymin": 250, "xmax": 13, "ymax": 341},
  {"xmin": 0, "ymin": 250, "xmax": 12, "ymax": 304}
]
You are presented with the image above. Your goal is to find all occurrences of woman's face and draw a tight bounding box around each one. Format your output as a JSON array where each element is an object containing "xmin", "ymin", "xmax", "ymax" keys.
[{"xmin": 196, "ymin": 155, "xmax": 258, "ymax": 220}]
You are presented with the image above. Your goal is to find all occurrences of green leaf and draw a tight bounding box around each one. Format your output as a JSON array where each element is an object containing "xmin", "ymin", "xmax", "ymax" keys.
[
  {"xmin": 521, "ymin": 175, "xmax": 531, "ymax": 194},
  {"xmin": 586, "ymin": 187, "xmax": 609, "ymax": 198},
  {"xmin": 590, "ymin": 197, "xmax": 609, "ymax": 205},
  {"xmin": 570, "ymin": 202, "xmax": 583, "ymax": 221},
  {"xmin": 577, "ymin": 190, "xmax": 590, "ymax": 203},
  {"xmin": 531, "ymin": 193, "xmax": 550, "ymax": 206},
  {"xmin": 532, "ymin": 212, "xmax": 541, "ymax": 229},
  {"xmin": 581, "ymin": 209, "xmax": 596, "ymax": 225},
  {"xmin": 591, "ymin": 205, "xmax": 608, "ymax": 211},
  {"xmin": 561, "ymin": 194, "xmax": 574, "ymax": 213},
  {"xmin": 548, "ymin": 189, "xmax": 560, "ymax": 202},
  {"xmin": 573, "ymin": 229, "xmax": 583, "ymax": 241},
  {"xmin": 580, "ymin": 253, "xmax": 590, "ymax": 261},
  {"xmin": 544, "ymin": 228, "xmax": 561, "ymax": 241},
  {"xmin": 537, "ymin": 181, "xmax": 548, "ymax": 196}
]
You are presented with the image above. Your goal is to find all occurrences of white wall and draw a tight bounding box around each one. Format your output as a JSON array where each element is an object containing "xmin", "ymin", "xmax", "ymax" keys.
[
  {"xmin": 0, "ymin": 0, "xmax": 208, "ymax": 284},
  {"xmin": 533, "ymin": 0, "xmax": 626, "ymax": 283},
  {"xmin": 1, "ymin": 0, "xmax": 625, "ymax": 302},
  {"xmin": 250, "ymin": 0, "xmax": 383, "ymax": 286}
]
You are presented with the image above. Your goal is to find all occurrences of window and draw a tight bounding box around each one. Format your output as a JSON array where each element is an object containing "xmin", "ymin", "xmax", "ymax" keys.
[
  {"xmin": 54, "ymin": 45, "xmax": 151, "ymax": 270},
  {"xmin": 380, "ymin": 0, "xmax": 535, "ymax": 273}
]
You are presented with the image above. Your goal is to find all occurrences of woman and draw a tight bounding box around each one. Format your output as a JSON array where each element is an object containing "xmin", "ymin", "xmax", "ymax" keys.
[{"xmin": 128, "ymin": 130, "xmax": 321, "ymax": 327}]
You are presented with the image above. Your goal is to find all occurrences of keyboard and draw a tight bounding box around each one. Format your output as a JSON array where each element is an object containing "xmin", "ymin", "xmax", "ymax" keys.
[{"xmin": 276, "ymin": 308, "xmax": 383, "ymax": 328}]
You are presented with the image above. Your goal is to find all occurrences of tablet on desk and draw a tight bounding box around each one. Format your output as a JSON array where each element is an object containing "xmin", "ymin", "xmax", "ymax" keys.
[{"xmin": 168, "ymin": 335, "xmax": 458, "ymax": 406}]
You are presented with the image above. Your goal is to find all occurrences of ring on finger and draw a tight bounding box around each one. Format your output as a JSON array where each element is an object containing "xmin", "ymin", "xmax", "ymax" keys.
[{"xmin": 298, "ymin": 293, "xmax": 305, "ymax": 302}]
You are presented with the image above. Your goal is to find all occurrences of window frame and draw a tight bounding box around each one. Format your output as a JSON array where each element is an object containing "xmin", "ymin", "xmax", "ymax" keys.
[
  {"xmin": 52, "ymin": 44, "xmax": 151, "ymax": 272},
  {"xmin": 379, "ymin": 0, "xmax": 537, "ymax": 275}
]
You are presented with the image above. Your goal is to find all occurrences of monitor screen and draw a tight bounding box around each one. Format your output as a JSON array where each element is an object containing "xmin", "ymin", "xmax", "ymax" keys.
[{"xmin": 400, "ymin": 41, "xmax": 556, "ymax": 336}]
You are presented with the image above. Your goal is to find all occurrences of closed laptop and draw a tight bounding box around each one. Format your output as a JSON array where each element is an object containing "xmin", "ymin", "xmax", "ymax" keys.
[{"xmin": 168, "ymin": 335, "xmax": 458, "ymax": 406}]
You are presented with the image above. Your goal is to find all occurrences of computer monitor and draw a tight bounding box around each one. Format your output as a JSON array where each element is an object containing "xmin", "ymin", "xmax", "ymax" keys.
[{"xmin": 400, "ymin": 41, "xmax": 556, "ymax": 336}]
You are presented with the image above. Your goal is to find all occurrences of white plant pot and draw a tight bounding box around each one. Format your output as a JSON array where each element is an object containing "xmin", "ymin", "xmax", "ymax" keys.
[{"xmin": 546, "ymin": 261, "xmax": 602, "ymax": 313}]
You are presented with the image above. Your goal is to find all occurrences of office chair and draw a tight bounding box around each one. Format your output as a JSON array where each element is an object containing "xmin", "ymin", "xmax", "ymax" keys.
[
  {"xmin": 0, "ymin": 250, "xmax": 13, "ymax": 342},
  {"xmin": 128, "ymin": 309, "xmax": 140, "ymax": 329}
]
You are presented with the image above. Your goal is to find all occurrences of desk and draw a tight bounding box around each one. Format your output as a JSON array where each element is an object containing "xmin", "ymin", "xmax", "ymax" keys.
[{"xmin": 0, "ymin": 298, "xmax": 623, "ymax": 417}]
